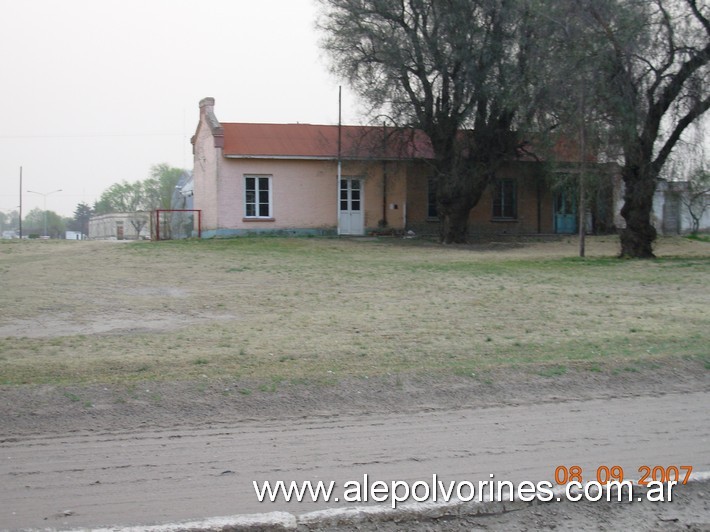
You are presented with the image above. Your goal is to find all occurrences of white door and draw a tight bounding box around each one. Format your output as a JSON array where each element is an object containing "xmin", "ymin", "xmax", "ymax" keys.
[{"xmin": 338, "ymin": 178, "xmax": 364, "ymax": 235}]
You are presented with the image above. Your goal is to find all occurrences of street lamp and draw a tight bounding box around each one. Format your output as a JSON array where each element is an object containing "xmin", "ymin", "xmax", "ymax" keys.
[{"xmin": 26, "ymin": 189, "xmax": 62, "ymax": 237}]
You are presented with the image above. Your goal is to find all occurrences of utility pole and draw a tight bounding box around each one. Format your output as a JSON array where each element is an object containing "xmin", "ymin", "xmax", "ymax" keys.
[
  {"xmin": 337, "ymin": 86, "xmax": 342, "ymax": 235},
  {"xmin": 578, "ymin": 84, "xmax": 587, "ymax": 258},
  {"xmin": 19, "ymin": 167, "xmax": 23, "ymax": 239}
]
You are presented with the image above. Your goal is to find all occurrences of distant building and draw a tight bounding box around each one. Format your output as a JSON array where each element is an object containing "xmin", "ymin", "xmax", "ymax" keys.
[
  {"xmin": 657, "ymin": 181, "xmax": 710, "ymax": 234},
  {"xmin": 65, "ymin": 231, "xmax": 84, "ymax": 240},
  {"xmin": 172, "ymin": 171, "xmax": 194, "ymax": 210},
  {"xmin": 88, "ymin": 212, "xmax": 150, "ymax": 240},
  {"xmin": 615, "ymin": 180, "xmax": 710, "ymax": 235}
]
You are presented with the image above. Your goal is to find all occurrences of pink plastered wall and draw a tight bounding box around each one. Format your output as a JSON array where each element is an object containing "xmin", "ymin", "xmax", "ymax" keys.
[
  {"xmin": 212, "ymin": 158, "xmax": 409, "ymax": 232},
  {"xmin": 192, "ymin": 117, "xmax": 221, "ymax": 231},
  {"xmin": 217, "ymin": 159, "xmax": 338, "ymax": 230}
]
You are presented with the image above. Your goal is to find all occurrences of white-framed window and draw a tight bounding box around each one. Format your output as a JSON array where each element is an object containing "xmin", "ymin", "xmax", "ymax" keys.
[
  {"xmin": 492, "ymin": 178, "xmax": 517, "ymax": 219},
  {"xmin": 244, "ymin": 176, "xmax": 272, "ymax": 218}
]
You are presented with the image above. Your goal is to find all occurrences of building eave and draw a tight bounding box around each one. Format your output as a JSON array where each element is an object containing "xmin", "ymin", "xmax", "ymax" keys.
[{"xmin": 224, "ymin": 154, "xmax": 423, "ymax": 162}]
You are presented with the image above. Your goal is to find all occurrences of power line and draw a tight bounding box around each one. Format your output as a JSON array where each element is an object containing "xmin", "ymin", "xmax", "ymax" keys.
[{"xmin": 0, "ymin": 132, "xmax": 183, "ymax": 139}]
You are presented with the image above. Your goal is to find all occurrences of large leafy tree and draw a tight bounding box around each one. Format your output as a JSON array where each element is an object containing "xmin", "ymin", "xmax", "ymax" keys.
[
  {"xmin": 93, "ymin": 164, "xmax": 186, "ymax": 214},
  {"xmin": 93, "ymin": 181, "xmax": 146, "ymax": 214},
  {"xmin": 71, "ymin": 202, "xmax": 93, "ymax": 235},
  {"xmin": 318, "ymin": 0, "xmax": 552, "ymax": 243},
  {"xmin": 581, "ymin": 0, "xmax": 710, "ymax": 257},
  {"xmin": 144, "ymin": 163, "xmax": 185, "ymax": 211}
]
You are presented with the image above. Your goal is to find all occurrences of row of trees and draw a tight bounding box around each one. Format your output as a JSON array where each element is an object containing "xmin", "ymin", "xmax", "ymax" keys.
[
  {"xmin": 318, "ymin": 0, "xmax": 710, "ymax": 257},
  {"xmin": 0, "ymin": 164, "xmax": 187, "ymax": 238},
  {"xmin": 0, "ymin": 207, "xmax": 83, "ymax": 239}
]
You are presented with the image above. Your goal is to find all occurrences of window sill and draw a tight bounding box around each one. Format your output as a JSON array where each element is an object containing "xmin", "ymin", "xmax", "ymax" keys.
[
  {"xmin": 242, "ymin": 217, "xmax": 275, "ymax": 222},
  {"xmin": 490, "ymin": 218, "xmax": 519, "ymax": 223}
]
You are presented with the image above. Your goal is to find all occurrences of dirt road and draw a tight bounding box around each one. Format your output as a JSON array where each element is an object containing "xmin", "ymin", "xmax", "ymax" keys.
[{"xmin": 2, "ymin": 389, "xmax": 708, "ymax": 530}]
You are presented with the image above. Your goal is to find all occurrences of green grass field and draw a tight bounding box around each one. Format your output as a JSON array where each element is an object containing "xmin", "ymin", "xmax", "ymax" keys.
[{"xmin": 0, "ymin": 235, "xmax": 708, "ymax": 386}]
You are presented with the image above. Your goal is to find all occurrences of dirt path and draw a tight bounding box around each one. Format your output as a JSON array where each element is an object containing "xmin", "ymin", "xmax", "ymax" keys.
[{"xmin": 2, "ymin": 390, "xmax": 708, "ymax": 530}]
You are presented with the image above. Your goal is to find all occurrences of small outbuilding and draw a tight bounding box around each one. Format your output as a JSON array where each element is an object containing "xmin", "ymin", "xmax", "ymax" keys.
[{"xmin": 88, "ymin": 212, "xmax": 150, "ymax": 240}]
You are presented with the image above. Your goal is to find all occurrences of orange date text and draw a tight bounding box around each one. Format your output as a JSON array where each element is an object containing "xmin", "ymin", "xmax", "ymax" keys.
[{"xmin": 554, "ymin": 465, "xmax": 693, "ymax": 486}]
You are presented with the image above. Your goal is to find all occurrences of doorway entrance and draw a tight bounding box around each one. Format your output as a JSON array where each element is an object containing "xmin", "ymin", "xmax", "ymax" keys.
[
  {"xmin": 554, "ymin": 189, "xmax": 577, "ymax": 234},
  {"xmin": 338, "ymin": 177, "xmax": 364, "ymax": 235}
]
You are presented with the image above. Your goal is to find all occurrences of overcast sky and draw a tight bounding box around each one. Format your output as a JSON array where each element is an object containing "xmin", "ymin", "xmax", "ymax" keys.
[{"xmin": 0, "ymin": 0, "xmax": 358, "ymax": 217}]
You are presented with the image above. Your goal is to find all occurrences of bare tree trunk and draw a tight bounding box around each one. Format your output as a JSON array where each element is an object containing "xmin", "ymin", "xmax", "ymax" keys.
[
  {"xmin": 619, "ymin": 164, "xmax": 657, "ymax": 258},
  {"xmin": 439, "ymin": 200, "xmax": 472, "ymax": 244},
  {"xmin": 436, "ymin": 166, "xmax": 493, "ymax": 244}
]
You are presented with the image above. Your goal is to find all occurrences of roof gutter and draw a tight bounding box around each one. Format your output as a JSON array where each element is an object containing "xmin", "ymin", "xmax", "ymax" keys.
[{"xmin": 223, "ymin": 154, "xmax": 422, "ymax": 162}]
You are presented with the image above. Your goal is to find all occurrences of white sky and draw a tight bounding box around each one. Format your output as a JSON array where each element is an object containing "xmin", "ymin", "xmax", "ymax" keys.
[{"xmin": 0, "ymin": 0, "xmax": 359, "ymax": 217}]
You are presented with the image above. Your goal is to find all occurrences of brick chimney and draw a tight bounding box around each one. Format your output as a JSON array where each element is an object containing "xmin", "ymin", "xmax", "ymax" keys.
[{"xmin": 196, "ymin": 97, "xmax": 224, "ymax": 149}]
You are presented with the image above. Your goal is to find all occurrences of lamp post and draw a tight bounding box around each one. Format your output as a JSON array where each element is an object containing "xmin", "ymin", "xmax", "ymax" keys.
[{"xmin": 27, "ymin": 189, "xmax": 62, "ymax": 237}]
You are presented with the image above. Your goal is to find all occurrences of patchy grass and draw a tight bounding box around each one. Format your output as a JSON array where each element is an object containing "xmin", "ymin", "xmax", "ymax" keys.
[
  {"xmin": 537, "ymin": 364, "xmax": 568, "ymax": 377},
  {"xmin": 0, "ymin": 236, "xmax": 708, "ymax": 385},
  {"xmin": 685, "ymin": 233, "xmax": 710, "ymax": 243}
]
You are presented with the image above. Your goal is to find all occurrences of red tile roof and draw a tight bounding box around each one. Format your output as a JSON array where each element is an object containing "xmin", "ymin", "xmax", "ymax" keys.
[
  {"xmin": 221, "ymin": 122, "xmax": 589, "ymax": 164},
  {"xmin": 222, "ymin": 123, "xmax": 434, "ymax": 160}
]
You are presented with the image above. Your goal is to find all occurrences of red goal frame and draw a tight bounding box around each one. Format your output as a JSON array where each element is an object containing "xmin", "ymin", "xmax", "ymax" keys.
[{"xmin": 153, "ymin": 209, "xmax": 202, "ymax": 240}]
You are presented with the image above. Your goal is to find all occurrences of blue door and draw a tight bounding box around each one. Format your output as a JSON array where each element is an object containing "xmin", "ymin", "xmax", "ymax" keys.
[{"xmin": 554, "ymin": 190, "xmax": 577, "ymax": 234}]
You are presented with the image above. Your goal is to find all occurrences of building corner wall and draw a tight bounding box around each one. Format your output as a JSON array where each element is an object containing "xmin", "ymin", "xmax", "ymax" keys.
[{"xmin": 192, "ymin": 98, "xmax": 222, "ymax": 233}]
